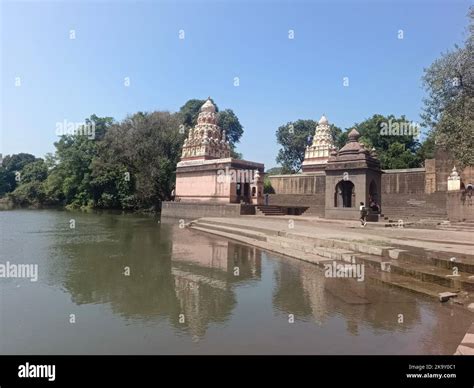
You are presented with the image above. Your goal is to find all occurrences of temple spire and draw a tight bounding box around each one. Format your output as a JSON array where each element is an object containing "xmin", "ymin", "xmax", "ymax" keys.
[
  {"xmin": 180, "ymin": 97, "xmax": 230, "ymax": 161},
  {"xmin": 302, "ymin": 114, "xmax": 336, "ymax": 172}
]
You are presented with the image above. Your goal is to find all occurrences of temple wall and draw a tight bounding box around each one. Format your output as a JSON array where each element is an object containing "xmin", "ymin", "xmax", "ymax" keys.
[
  {"xmin": 175, "ymin": 170, "xmax": 231, "ymax": 203},
  {"xmin": 268, "ymin": 174, "xmax": 326, "ymax": 195},
  {"xmin": 447, "ymin": 191, "xmax": 474, "ymax": 221},
  {"xmin": 381, "ymin": 168, "xmax": 426, "ymax": 194},
  {"xmin": 161, "ymin": 202, "xmax": 255, "ymax": 219},
  {"xmin": 267, "ymin": 174, "xmax": 325, "ymax": 216},
  {"xmin": 268, "ymin": 167, "xmax": 451, "ymax": 219}
]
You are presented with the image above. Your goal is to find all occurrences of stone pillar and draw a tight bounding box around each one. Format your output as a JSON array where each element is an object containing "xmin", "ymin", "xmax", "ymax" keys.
[{"xmin": 424, "ymin": 159, "xmax": 436, "ymax": 194}]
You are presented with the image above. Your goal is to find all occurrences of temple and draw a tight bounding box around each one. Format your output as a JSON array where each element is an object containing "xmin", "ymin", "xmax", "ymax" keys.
[
  {"xmin": 324, "ymin": 128, "xmax": 382, "ymax": 220},
  {"xmin": 173, "ymin": 98, "xmax": 264, "ymax": 205},
  {"xmin": 302, "ymin": 115, "xmax": 336, "ymax": 173},
  {"xmin": 164, "ymin": 103, "xmax": 473, "ymax": 223},
  {"xmin": 180, "ymin": 98, "xmax": 231, "ymax": 161}
]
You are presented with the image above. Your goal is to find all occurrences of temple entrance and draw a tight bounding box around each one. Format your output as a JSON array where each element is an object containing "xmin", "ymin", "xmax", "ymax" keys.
[
  {"xmin": 369, "ymin": 180, "xmax": 380, "ymax": 212},
  {"xmin": 334, "ymin": 180, "xmax": 355, "ymax": 208},
  {"xmin": 243, "ymin": 182, "xmax": 250, "ymax": 202},
  {"xmin": 369, "ymin": 180, "xmax": 377, "ymax": 201},
  {"xmin": 236, "ymin": 182, "xmax": 251, "ymax": 203}
]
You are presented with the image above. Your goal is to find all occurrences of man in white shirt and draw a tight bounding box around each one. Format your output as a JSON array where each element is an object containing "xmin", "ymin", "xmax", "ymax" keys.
[{"xmin": 359, "ymin": 202, "xmax": 367, "ymax": 227}]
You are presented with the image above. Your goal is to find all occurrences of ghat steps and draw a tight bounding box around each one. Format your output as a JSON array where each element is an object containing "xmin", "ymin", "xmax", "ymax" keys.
[
  {"xmin": 188, "ymin": 218, "xmax": 474, "ymax": 306},
  {"xmin": 256, "ymin": 205, "xmax": 286, "ymax": 216}
]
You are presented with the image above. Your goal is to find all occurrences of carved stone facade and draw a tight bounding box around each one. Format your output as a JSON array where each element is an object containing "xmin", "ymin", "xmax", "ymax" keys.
[{"xmin": 180, "ymin": 98, "xmax": 231, "ymax": 161}]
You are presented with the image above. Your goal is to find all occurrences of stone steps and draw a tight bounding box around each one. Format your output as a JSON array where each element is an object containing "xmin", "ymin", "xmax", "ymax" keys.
[
  {"xmin": 351, "ymin": 253, "xmax": 474, "ymax": 292},
  {"xmin": 193, "ymin": 218, "xmax": 474, "ymax": 273},
  {"xmin": 256, "ymin": 206, "xmax": 287, "ymax": 216},
  {"xmin": 189, "ymin": 219, "xmax": 472, "ymax": 303}
]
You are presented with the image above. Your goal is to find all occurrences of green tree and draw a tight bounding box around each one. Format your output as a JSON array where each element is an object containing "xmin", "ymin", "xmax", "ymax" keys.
[
  {"xmin": 8, "ymin": 159, "xmax": 48, "ymax": 207},
  {"xmin": 1, "ymin": 153, "xmax": 37, "ymax": 193},
  {"xmin": 93, "ymin": 111, "xmax": 184, "ymax": 209},
  {"xmin": 416, "ymin": 132, "xmax": 436, "ymax": 163},
  {"xmin": 21, "ymin": 159, "xmax": 48, "ymax": 183},
  {"xmin": 345, "ymin": 114, "xmax": 422, "ymax": 169},
  {"xmin": 379, "ymin": 142, "xmax": 420, "ymax": 169},
  {"xmin": 265, "ymin": 167, "xmax": 283, "ymax": 175},
  {"xmin": 421, "ymin": 6, "xmax": 474, "ymax": 168},
  {"xmin": 46, "ymin": 115, "xmax": 114, "ymax": 208}
]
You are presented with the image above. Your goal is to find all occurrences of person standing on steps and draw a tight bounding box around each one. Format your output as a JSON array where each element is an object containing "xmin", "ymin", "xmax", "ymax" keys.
[{"xmin": 359, "ymin": 201, "xmax": 367, "ymax": 227}]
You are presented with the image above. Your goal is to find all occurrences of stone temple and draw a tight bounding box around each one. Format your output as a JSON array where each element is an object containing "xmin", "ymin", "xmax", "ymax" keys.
[
  {"xmin": 164, "ymin": 102, "xmax": 473, "ymax": 223},
  {"xmin": 172, "ymin": 98, "xmax": 264, "ymax": 206},
  {"xmin": 302, "ymin": 115, "xmax": 336, "ymax": 173}
]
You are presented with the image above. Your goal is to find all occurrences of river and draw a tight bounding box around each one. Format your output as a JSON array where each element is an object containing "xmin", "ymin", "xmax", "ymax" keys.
[{"xmin": 0, "ymin": 210, "xmax": 470, "ymax": 354}]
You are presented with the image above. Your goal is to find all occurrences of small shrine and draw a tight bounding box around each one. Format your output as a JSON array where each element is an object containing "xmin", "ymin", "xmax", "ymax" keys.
[
  {"xmin": 447, "ymin": 166, "xmax": 461, "ymax": 191},
  {"xmin": 324, "ymin": 128, "xmax": 382, "ymax": 220}
]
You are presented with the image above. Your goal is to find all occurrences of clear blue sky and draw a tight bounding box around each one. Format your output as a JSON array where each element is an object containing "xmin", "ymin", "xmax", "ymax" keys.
[{"xmin": 1, "ymin": 0, "xmax": 470, "ymax": 169}]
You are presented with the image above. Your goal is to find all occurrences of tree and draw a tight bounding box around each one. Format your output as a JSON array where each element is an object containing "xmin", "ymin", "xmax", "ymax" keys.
[
  {"xmin": 276, "ymin": 120, "xmax": 316, "ymax": 173},
  {"xmin": 7, "ymin": 159, "xmax": 48, "ymax": 207},
  {"xmin": 21, "ymin": 159, "xmax": 48, "ymax": 183},
  {"xmin": 93, "ymin": 111, "xmax": 184, "ymax": 209},
  {"xmin": 416, "ymin": 132, "xmax": 436, "ymax": 163},
  {"xmin": 346, "ymin": 114, "xmax": 422, "ymax": 169},
  {"xmin": 379, "ymin": 143, "xmax": 420, "ymax": 169},
  {"xmin": 1, "ymin": 153, "xmax": 37, "ymax": 193},
  {"xmin": 265, "ymin": 167, "xmax": 283, "ymax": 175},
  {"xmin": 275, "ymin": 120, "xmax": 342, "ymax": 173},
  {"xmin": 421, "ymin": 6, "xmax": 474, "ymax": 168},
  {"xmin": 46, "ymin": 115, "xmax": 114, "ymax": 208}
]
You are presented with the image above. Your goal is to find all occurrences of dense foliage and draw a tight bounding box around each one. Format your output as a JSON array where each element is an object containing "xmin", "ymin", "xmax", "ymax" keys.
[
  {"xmin": 421, "ymin": 6, "xmax": 474, "ymax": 168},
  {"xmin": 2, "ymin": 106, "xmax": 206, "ymax": 210}
]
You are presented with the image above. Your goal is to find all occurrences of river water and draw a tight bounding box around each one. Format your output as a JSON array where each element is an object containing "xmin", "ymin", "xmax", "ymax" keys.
[{"xmin": 0, "ymin": 210, "xmax": 470, "ymax": 354}]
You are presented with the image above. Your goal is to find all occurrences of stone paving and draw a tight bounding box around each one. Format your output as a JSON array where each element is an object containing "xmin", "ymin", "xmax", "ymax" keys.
[{"xmin": 207, "ymin": 215, "xmax": 474, "ymax": 257}]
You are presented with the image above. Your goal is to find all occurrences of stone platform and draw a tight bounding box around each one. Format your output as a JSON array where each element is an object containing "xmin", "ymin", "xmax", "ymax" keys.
[{"xmin": 161, "ymin": 201, "xmax": 256, "ymax": 218}]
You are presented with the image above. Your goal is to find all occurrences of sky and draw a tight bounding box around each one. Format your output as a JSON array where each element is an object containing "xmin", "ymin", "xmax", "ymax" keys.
[{"xmin": 0, "ymin": 0, "xmax": 471, "ymax": 169}]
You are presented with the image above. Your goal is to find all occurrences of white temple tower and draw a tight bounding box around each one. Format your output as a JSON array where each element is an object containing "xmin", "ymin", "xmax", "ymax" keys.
[
  {"xmin": 302, "ymin": 115, "xmax": 336, "ymax": 173},
  {"xmin": 180, "ymin": 98, "xmax": 231, "ymax": 161}
]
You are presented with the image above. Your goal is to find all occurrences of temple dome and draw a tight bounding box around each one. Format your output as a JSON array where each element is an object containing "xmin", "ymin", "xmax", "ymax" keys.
[
  {"xmin": 200, "ymin": 98, "xmax": 216, "ymax": 113},
  {"xmin": 348, "ymin": 128, "xmax": 360, "ymax": 141},
  {"xmin": 318, "ymin": 115, "xmax": 329, "ymax": 125}
]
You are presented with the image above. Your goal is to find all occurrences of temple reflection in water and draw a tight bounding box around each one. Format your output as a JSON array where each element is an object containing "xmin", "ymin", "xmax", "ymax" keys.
[
  {"xmin": 170, "ymin": 227, "xmax": 262, "ymax": 338},
  {"xmin": 40, "ymin": 213, "xmax": 466, "ymax": 353}
]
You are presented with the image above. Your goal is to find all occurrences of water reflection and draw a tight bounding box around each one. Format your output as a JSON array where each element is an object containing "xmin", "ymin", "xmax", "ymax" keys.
[
  {"xmin": 47, "ymin": 214, "xmax": 261, "ymax": 339},
  {"xmin": 2, "ymin": 210, "xmax": 470, "ymax": 354},
  {"xmin": 273, "ymin": 260, "xmax": 420, "ymax": 334}
]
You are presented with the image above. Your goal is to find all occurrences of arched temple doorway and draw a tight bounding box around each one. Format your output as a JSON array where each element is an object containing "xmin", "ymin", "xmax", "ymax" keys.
[
  {"xmin": 369, "ymin": 180, "xmax": 377, "ymax": 201},
  {"xmin": 334, "ymin": 180, "xmax": 355, "ymax": 208},
  {"xmin": 369, "ymin": 180, "xmax": 380, "ymax": 212}
]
